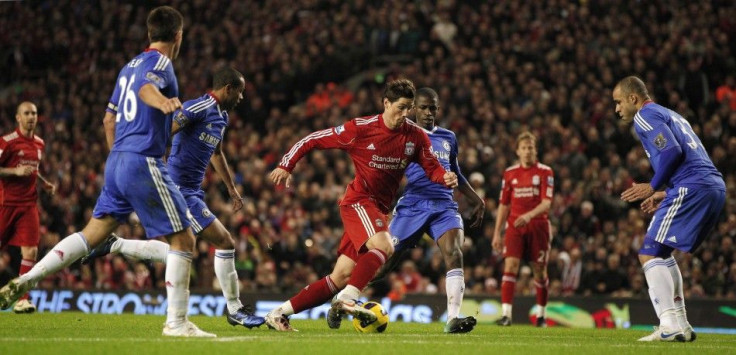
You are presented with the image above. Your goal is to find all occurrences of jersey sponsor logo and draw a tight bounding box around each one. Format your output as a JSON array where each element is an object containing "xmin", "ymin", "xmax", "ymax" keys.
[
  {"xmin": 366, "ymin": 143, "xmax": 376, "ymax": 150},
  {"xmin": 198, "ymin": 132, "xmax": 221, "ymax": 146},
  {"xmin": 654, "ymin": 133, "xmax": 667, "ymax": 150},
  {"xmin": 404, "ymin": 142, "xmax": 415, "ymax": 156},
  {"xmin": 532, "ymin": 175, "xmax": 540, "ymax": 185},
  {"xmin": 514, "ymin": 187, "xmax": 537, "ymax": 198},
  {"xmin": 369, "ymin": 155, "xmax": 403, "ymax": 169},
  {"xmin": 430, "ymin": 146, "xmax": 450, "ymax": 161},
  {"xmin": 334, "ymin": 124, "xmax": 345, "ymax": 135}
]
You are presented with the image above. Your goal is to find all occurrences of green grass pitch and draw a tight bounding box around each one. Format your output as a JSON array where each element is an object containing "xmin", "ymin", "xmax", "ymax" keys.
[{"xmin": 0, "ymin": 313, "xmax": 734, "ymax": 355}]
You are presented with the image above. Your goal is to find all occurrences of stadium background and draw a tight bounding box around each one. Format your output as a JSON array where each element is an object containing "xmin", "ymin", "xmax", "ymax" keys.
[{"xmin": 0, "ymin": 0, "xmax": 735, "ymax": 315}]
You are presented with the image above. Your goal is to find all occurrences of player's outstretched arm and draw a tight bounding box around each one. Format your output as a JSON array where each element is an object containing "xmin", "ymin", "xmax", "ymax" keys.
[
  {"xmin": 138, "ymin": 83, "xmax": 182, "ymax": 114},
  {"xmin": 37, "ymin": 173, "xmax": 56, "ymax": 196},
  {"xmin": 0, "ymin": 166, "xmax": 34, "ymax": 177}
]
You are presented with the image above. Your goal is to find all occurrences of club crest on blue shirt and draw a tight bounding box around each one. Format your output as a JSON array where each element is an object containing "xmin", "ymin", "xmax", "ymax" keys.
[
  {"xmin": 654, "ymin": 133, "xmax": 667, "ymax": 150},
  {"xmin": 442, "ymin": 140, "xmax": 450, "ymax": 151},
  {"xmin": 405, "ymin": 141, "xmax": 415, "ymax": 155}
]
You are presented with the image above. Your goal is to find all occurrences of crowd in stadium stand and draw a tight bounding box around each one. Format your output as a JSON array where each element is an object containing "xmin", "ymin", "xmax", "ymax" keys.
[{"xmin": 1, "ymin": 0, "xmax": 735, "ymax": 300}]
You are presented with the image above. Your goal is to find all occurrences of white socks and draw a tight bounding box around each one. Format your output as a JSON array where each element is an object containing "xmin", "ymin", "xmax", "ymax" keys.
[
  {"xmin": 337, "ymin": 285, "xmax": 361, "ymax": 301},
  {"xmin": 214, "ymin": 249, "xmax": 243, "ymax": 313},
  {"xmin": 665, "ymin": 257, "xmax": 691, "ymax": 330},
  {"xmin": 114, "ymin": 238, "xmax": 169, "ymax": 263},
  {"xmin": 165, "ymin": 251, "xmax": 193, "ymax": 327},
  {"xmin": 445, "ymin": 268, "xmax": 465, "ymax": 321},
  {"xmin": 502, "ymin": 303, "xmax": 513, "ymax": 318},
  {"xmin": 273, "ymin": 301, "xmax": 295, "ymax": 317},
  {"xmin": 21, "ymin": 232, "xmax": 89, "ymax": 284},
  {"xmin": 642, "ymin": 257, "xmax": 678, "ymax": 329}
]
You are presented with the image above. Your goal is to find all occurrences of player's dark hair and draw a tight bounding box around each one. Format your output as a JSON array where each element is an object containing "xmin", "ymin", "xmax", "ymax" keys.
[
  {"xmin": 416, "ymin": 87, "xmax": 438, "ymax": 100},
  {"xmin": 516, "ymin": 131, "xmax": 536, "ymax": 149},
  {"xmin": 147, "ymin": 6, "xmax": 183, "ymax": 43},
  {"xmin": 616, "ymin": 76, "xmax": 651, "ymax": 99},
  {"xmin": 384, "ymin": 79, "xmax": 415, "ymax": 103},
  {"xmin": 213, "ymin": 67, "xmax": 244, "ymax": 90}
]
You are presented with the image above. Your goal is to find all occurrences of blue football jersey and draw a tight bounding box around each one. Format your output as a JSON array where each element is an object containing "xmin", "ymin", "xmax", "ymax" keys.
[
  {"xmin": 634, "ymin": 102, "xmax": 724, "ymax": 190},
  {"xmin": 167, "ymin": 93, "xmax": 228, "ymax": 190},
  {"xmin": 106, "ymin": 49, "xmax": 178, "ymax": 157},
  {"xmin": 400, "ymin": 126, "xmax": 467, "ymax": 203}
]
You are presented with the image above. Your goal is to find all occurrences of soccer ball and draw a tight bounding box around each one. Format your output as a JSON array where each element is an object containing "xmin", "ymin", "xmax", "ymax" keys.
[{"xmin": 352, "ymin": 301, "xmax": 389, "ymax": 333}]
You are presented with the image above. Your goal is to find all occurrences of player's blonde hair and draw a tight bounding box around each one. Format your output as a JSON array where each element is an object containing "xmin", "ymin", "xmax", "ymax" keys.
[{"xmin": 516, "ymin": 131, "xmax": 536, "ymax": 149}]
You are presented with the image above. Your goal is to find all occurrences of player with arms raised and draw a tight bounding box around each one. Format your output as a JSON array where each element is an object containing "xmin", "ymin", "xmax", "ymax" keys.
[
  {"xmin": 81, "ymin": 67, "xmax": 264, "ymax": 329},
  {"xmin": 614, "ymin": 76, "xmax": 725, "ymax": 342},
  {"xmin": 492, "ymin": 131, "xmax": 553, "ymax": 327},
  {"xmin": 265, "ymin": 79, "xmax": 458, "ymax": 331},
  {"xmin": 0, "ymin": 6, "xmax": 215, "ymax": 337},
  {"xmin": 0, "ymin": 101, "xmax": 56, "ymax": 313}
]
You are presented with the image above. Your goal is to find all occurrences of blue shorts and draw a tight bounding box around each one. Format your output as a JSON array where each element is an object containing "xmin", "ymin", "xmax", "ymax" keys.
[
  {"xmin": 641, "ymin": 187, "xmax": 725, "ymax": 258},
  {"xmin": 179, "ymin": 187, "xmax": 216, "ymax": 234},
  {"xmin": 93, "ymin": 152, "xmax": 191, "ymax": 239},
  {"xmin": 389, "ymin": 199, "xmax": 463, "ymax": 252}
]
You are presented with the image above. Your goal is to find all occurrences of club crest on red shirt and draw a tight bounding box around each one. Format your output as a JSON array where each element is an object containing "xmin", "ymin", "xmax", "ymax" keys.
[{"xmin": 404, "ymin": 142, "xmax": 414, "ymax": 155}]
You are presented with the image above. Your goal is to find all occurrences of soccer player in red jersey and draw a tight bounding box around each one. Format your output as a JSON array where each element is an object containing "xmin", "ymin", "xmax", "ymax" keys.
[
  {"xmin": 265, "ymin": 79, "xmax": 458, "ymax": 331},
  {"xmin": 492, "ymin": 131, "xmax": 554, "ymax": 327},
  {"xmin": 0, "ymin": 102, "xmax": 56, "ymax": 313}
]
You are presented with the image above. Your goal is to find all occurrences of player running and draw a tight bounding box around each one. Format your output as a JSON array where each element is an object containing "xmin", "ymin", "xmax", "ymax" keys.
[
  {"xmin": 339, "ymin": 87, "xmax": 484, "ymax": 333},
  {"xmin": 265, "ymin": 79, "xmax": 458, "ymax": 331},
  {"xmin": 0, "ymin": 101, "xmax": 57, "ymax": 314},
  {"xmin": 0, "ymin": 6, "xmax": 215, "ymax": 337},
  {"xmin": 614, "ymin": 76, "xmax": 725, "ymax": 342},
  {"xmin": 492, "ymin": 131, "xmax": 554, "ymax": 327},
  {"xmin": 81, "ymin": 67, "xmax": 264, "ymax": 329}
]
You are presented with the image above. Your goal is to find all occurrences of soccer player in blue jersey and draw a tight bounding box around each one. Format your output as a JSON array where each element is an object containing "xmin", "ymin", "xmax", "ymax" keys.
[
  {"xmin": 335, "ymin": 87, "xmax": 484, "ymax": 333},
  {"xmin": 0, "ymin": 6, "xmax": 215, "ymax": 338},
  {"xmin": 613, "ymin": 76, "xmax": 726, "ymax": 342},
  {"xmin": 81, "ymin": 67, "xmax": 264, "ymax": 329}
]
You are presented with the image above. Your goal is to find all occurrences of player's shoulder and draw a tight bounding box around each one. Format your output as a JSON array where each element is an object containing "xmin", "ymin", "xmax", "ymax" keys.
[
  {"xmin": 353, "ymin": 114, "xmax": 379, "ymax": 127},
  {"xmin": 33, "ymin": 135, "xmax": 45, "ymax": 146},
  {"xmin": 635, "ymin": 103, "xmax": 668, "ymax": 131},
  {"xmin": 535, "ymin": 162, "xmax": 553, "ymax": 172},
  {"xmin": 140, "ymin": 50, "xmax": 172, "ymax": 72},
  {"xmin": 184, "ymin": 93, "xmax": 217, "ymax": 113},
  {"xmin": 2, "ymin": 131, "xmax": 20, "ymax": 143},
  {"xmin": 504, "ymin": 163, "xmax": 521, "ymax": 173}
]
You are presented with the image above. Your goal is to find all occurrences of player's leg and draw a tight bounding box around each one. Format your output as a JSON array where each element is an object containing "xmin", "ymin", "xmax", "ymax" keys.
[
  {"xmin": 0, "ymin": 216, "xmax": 118, "ymax": 310},
  {"xmin": 82, "ymin": 231, "xmax": 170, "ymax": 264},
  {"xmin": 127, "ymin": 155, "xmax": 213, "ymax": 337},
  {"xmin": 529, "ymin": 220, "xmax": 552, "ymax": 327},
  {"xmin": 332, "ymin": 202, "xmax": 392, "ymax": 323},
  {"xmin": 266, "ymin": 253, "xmax": 353, "ymax": 331},
  {"xmin": 197, "ymin": 216, "xmax": 264, "ymax": 329},
  {"xmin": 636, "ymin": 188, "xmax": 689, "ymax": 342},
  {"xmin": 498, "ymin": 227, "xmax": 523, "ymax": 326},
  {"xmin": 9, "ymin": 205, "xmax": 40, "ymax": 313},
  {"xmin": 436, "ymin": 228, "xmax": 477, "ymax": 333}
]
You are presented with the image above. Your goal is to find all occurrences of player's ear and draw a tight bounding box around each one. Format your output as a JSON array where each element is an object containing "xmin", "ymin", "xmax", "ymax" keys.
[{"xmin": 383, "ymin": 97, "xmax": 390, "ymax": 110}]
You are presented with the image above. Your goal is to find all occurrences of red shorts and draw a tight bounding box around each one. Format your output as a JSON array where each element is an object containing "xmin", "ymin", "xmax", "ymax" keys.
[
  {"xmin": 503, "ymin": 218, "xmax": 551, "ymax": 264},
  {"xmin": 337, "ymin": 200, "xmax": 388, "ymax": 262},
  {"xmin": 0, "ymin": 205, "xmax": 40, "ymax": 249}
]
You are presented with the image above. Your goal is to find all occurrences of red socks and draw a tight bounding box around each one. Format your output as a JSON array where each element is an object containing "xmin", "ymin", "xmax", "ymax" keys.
[
  {"xmin": 289, "ymin": 276, "xmax": 339, "ymax": 314},
  {"xmin": 346, "ymin": 249, "xmax": 386, "ymax": 291},
  {"xmin": 501, "ymin": 272, "xmax": 517, "ymax": 304}
]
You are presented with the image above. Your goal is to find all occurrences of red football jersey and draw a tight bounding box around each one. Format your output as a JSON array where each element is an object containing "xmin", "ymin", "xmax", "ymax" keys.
[
  {"xmin": 0, "ymin": 129, "xmax": 45, "ymax": 206},
  {"xmin": 279, "ymin": 114, "xmax": 447, "ymax": 213},
  {"xmin": 498, "ymin": 162, "xmax": 554, "ymax": 225}
]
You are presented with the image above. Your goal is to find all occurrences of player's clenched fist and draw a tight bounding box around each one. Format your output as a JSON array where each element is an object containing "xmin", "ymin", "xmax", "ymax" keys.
[
  {"xmin": 443, "ymin": 171, "xmax": 458, "ymax": 188},
  {"xmin": 269, "ymin": 167, "xmax": 293, "ymax": 188},
  {"xmin": 158, "ymin": 97, "xmax": 182, "ymax": 114}
]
